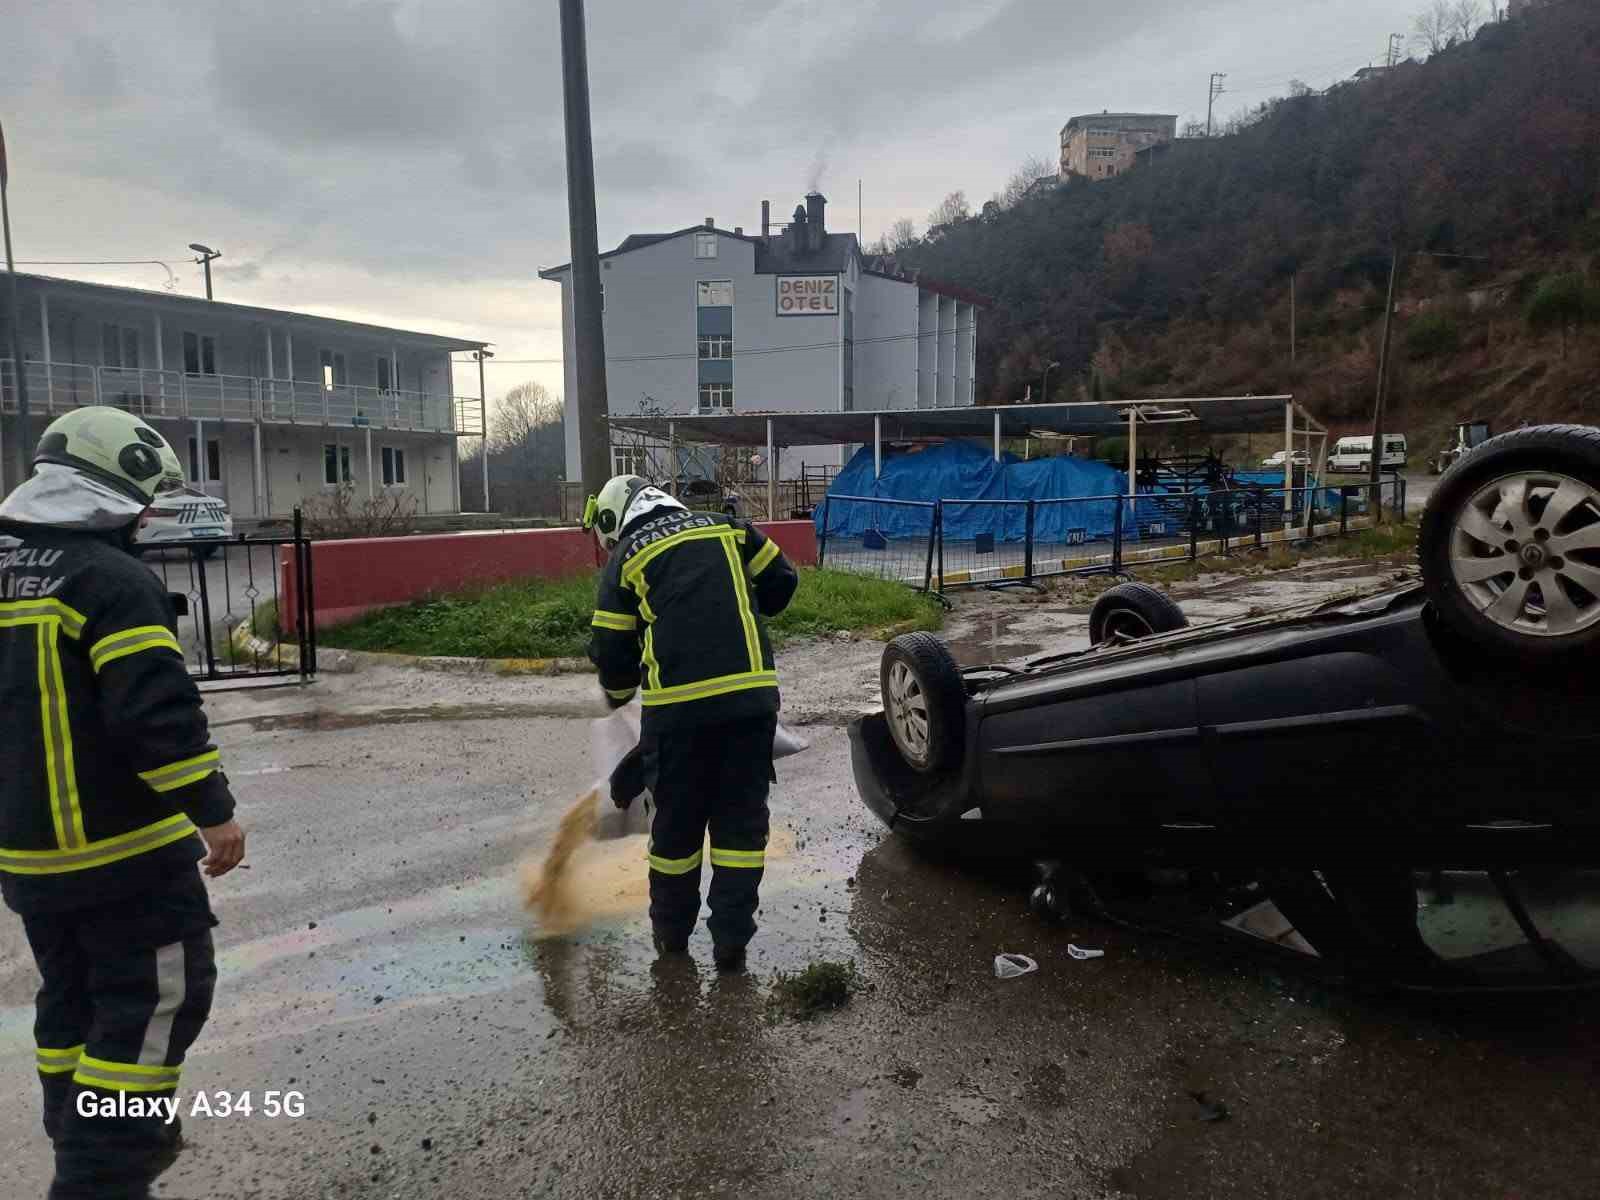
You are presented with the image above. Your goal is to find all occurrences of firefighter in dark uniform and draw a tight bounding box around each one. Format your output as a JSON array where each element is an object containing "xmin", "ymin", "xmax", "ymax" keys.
[
  {"xmin": 584, "ymin": 475, "xmax": 798, "ymax": 971},
  {"xmin": 0, "ymin": 407, "xmax": 246, "ymax": 1200}
]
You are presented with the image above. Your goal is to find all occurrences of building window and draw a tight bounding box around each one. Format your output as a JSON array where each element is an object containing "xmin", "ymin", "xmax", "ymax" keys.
[
  {"xmin": 102, "ymin": 324, "xmax": 139, "ymax": 369},
  {"xmin": 381, "ymin": 446, "xmax": 407, "ymax": 486},
  {"xmin": 319, "ymin": 349, "xmax": 348, "ymax": 389},
  {"xmin": 376, "ymin": 357, "xmax": 394, "ymax": 394},
  {"xmin": 323, "ymin": 443, "xmax": 353, "ymax": 486},
  {"xmin": 612, "ymin": 445, "xmax": 647, "ymax": 477},
  {"xmin": 694, "ymin": 232, "xmax": 718, "ymax": 259},
  {"xmin": 697, "ymin": 280, "xmax": 733, "ymax": 307},
  {"xmin": 698, "ymin": 335, "xmax": 733, "ymax": 360},
  {"xmin": 182, "ymin": 332, "xmax": 217, "ymax": 375},
  {"xmin": 698, "ymin": 382, "xmax": 734, "ymax": 413},
  {"xmin": 1089, "ymin": 147, "xmax": 1118, "ymax": 159},
  {"xmin": 187, "ymin": 437, "xmax": 221, "ymax": 484}
]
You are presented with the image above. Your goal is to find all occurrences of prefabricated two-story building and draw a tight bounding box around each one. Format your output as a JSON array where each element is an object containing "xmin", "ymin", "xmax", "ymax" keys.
[
  {"xmin": 0, "ymin": 273, "xmax": 487, "ymax": 519},
  {"xmin": 539, "ymin": 192, "xmax": 988, "ymax": 482}
]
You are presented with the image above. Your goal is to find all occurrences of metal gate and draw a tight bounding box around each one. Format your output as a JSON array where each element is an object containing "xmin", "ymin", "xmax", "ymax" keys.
[{"xmin": 142, "ymin": 510, "xmax": 317, "ymax": 688}]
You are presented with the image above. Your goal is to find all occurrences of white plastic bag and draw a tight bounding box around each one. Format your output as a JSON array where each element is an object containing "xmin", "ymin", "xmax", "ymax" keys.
[{"xmin": 993, "ymin": 953, "xmax": 1039, "ymax": 979}]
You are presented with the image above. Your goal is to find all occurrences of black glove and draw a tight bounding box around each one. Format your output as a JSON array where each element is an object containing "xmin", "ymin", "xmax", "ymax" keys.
[{"xmin": 609, "ymin": 742, "xmax": 652, "ymax": 810}]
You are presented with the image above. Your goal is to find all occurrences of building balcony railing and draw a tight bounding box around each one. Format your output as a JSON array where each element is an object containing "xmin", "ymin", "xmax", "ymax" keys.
[{"xmin": 1, "ymin": 359, "xmax": 485, "ymax": 436}]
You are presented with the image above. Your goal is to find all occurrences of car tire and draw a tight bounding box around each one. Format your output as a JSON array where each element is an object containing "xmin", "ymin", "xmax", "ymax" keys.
[
  {"xmin": 1420, "ymin": 424, "xmax": 1600, "ymax": 660},
  {"xmin": 1088, "ymin": 582, "xmax": 1188, "ymax": 646},
  {"xmin": 880, "ymin": 633, "xmax": 965, "ymax": 774}
]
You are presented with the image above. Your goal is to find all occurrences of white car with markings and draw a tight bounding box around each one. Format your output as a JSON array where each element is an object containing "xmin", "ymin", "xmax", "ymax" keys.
[{"xmin": 136, "ymin": 485, "xmax": 232, "ymax": 556}]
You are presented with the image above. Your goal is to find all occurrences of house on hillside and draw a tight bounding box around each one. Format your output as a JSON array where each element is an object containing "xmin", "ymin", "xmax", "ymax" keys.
[
  {"xmin": 538, "ymin": 192, "xmax": 991, "ymax": 483},
  {"xmin": 1059, "ymin": 112, "xmax": 1178, "ymax": 181},
  {"xmin": 0, "ymin": 274, "xmax": 487, "ymax": 519}
]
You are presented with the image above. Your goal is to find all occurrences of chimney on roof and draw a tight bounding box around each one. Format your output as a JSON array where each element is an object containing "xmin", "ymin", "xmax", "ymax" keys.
[
  {"xmin": 734, "ymin": 226, "xmax": 743, "ymax": 236},
  {"xmin": 788, "ymin": 204, "xmax": 807, "ymax": 254},
  {"xmin": 761, "ymin": 200, "xmax": 770, "ymax": 239},
  {"xmin": 704, "ymin": 217, "xmax": 714, "ymax": 227},
  {"xmin": 805, "ymin": 192, "xmax": 826, "ymax": 253}
]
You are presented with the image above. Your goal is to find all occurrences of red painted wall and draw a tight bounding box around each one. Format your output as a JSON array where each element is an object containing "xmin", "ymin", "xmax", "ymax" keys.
[{"xmin": 281, "ymin": 520, "xmax": 819, "ymax": 633}]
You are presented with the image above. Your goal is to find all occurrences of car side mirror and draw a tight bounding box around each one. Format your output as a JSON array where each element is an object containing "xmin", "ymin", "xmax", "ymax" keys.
[{"xmin": 168, "ymin": 593, "xmax": 189, "ymax": 618}]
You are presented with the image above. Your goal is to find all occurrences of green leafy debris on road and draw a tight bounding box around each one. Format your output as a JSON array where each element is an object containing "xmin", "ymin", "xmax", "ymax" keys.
[
  {"xmin": 768, "ymin": 960, "xmax": 863, "ymax": 1021},
  {"xmin": 318, "ymin": 568, "xmax": 942, "ymax": 660}
]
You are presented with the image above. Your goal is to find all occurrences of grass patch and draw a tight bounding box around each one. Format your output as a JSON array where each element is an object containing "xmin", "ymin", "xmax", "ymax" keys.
[
  {"xmin": 1137, "ymin": 520, "xmax": 1418, "ymax": 587},
  {"xmin": 318, "ymin": 567, "xmax": 942, "ymax": 660},
  {"xmin": 768, "ymin": 960, "xmax": 863, "ymax": 1021}
]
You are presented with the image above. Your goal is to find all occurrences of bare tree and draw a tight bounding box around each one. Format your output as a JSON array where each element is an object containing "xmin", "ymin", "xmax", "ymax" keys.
[
  {"xmin": 886, "ymin": 217, "xmax": 918, "ymax": 251},
  {"xmin": 1412, "ymin": 1, "xmax": 1454, "ymax": 55},
  {"xmin": 926, "ymin": 191, "xmax": 971, "ymax": 230},
  {"xmin": 1448, "ymin": 0, "xmax": 1483, "ymax": 42},
  {"xmin": 998, "ymin": 156, "xmax": 1058, "ymax": 208},
  {"xmin": 1484, "ymin": 0, "xmax": 1504, "ymax": 20},
  {"xmin": 489, "ymin": 381, "xmax": 562, "ymax": 454},
  {"xmin": 1179, "ymin": 118, "xmax": 1209, "ymax": 139}
]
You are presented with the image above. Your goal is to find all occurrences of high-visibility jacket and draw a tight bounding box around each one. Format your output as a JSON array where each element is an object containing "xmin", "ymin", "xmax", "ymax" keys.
[
  {"xmin": 0, "ymin": 522, "xmax": 235, "ymax": 915},
  {"xmin": 589, "ymin": 509, "xmax": 798, "ymax": 731}
]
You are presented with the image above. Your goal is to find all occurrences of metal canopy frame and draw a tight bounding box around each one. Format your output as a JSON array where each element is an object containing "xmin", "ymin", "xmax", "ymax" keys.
[{"xmin": 609, "ymin": 397, "xmax": 1328, "ymax": 519}]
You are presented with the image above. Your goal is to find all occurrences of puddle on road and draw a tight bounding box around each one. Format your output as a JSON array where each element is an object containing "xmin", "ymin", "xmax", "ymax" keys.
[
  {"xmin": 218, "ymin": 701, "xmax": 586, "ymax": 733},
  {"xmin": 941, "ymin": 610, "xmax": 1045, "ymax": 667}
]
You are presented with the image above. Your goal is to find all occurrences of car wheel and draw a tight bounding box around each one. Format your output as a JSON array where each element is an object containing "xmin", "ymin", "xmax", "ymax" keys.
[
  {"xmin": 1420, "ymin": 424, "xmax": 1600, "ymax": 659},
  {"xmin": 1088, "ymin": 582, "xmax": 1188, "ymax": 646},
  {"xmin": 880, "ymin": 633, "xmax": 965, "ymax": 774}
]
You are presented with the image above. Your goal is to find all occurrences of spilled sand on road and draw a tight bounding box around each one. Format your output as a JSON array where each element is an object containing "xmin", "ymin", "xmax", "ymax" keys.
[{"xmin": 520, "ymin": 789, "xmax": 793, "ymax": 938}]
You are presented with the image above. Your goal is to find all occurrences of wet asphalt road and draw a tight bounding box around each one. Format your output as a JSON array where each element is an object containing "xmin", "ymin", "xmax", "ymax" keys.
[{"xmin": 2, "ymin": 560, "xmax": 1599, "ymax": 1199}]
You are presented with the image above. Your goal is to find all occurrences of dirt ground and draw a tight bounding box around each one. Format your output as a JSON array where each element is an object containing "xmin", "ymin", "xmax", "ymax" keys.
[{"xmin": 2, "ymin": 554, "xmax": 1598, "ymax": 1199}]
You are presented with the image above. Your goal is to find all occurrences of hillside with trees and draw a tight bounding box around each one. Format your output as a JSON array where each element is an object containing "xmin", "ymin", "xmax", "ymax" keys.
[{"xmin": 885, "ymin": 0, "xmax": 1600, "ymax": 458}]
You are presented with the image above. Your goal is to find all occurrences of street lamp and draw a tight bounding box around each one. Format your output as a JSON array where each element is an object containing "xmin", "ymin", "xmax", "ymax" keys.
[
  {"xmin": 1041, "ymin": 360, "xmax": 1060, "ymax": 405},
  {"xmin": 188, "ymin": 243, "xmax": 221, "ymax": 300},
  {"xmin": 473, "ymin": 349, "xmax": 494, "ymax": 512}
]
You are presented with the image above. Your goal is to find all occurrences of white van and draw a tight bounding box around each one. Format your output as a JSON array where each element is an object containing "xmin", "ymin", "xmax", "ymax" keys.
[{"xmin": 1328, "ymin": 434, "xmax": 1407, "ymax": 473}]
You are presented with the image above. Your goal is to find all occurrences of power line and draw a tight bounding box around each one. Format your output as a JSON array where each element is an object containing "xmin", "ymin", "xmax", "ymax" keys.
[{"xmin": 452, "ymin": 323, "xmax": 980, "ymax": 367}]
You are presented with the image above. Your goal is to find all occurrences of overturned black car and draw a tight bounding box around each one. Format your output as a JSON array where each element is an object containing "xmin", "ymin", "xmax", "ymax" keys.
[{"xmin": 850, "ymin": 425, "xmax": 1600, "ymax": 991}]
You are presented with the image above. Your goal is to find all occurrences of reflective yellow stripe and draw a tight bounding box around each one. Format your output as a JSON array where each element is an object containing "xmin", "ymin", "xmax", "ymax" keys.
[
  {"xmin": 89, "ymin": 625, "xmax": 182, "ymax": 672},
  {"xmin": 591, "ymin": 610, "xmax": 638, "ymax": 632},
  {"xmin": 74, "ymin": 1055, "xmax": 183, "ymax": 1093},
  {"xmin": 748, "ymin": 538, "xmax": 781, "ymax": 577},
  {"xmin": 647, "ymin": 846, "xmax": 703, "ymax": 875},
  {"xmin": 641, "ymin": 670, "xmax": 778, "ymax": 707},
  {"xmin": 721, "ymin": 534, "xmax": 763, "ymax": 674},
  {"xmin": 709, "ymin": 847, "xmax": 766, "ymax": 868},
  {"xmin": 137, "ymin": 750, "xmax": 221, "ymax": 794},
  {"xmin": 622, "ymin": 524, "xmax": 741, "ymax": 585},
  {"xmin": 0, "ymin": 598, "xmax": 86, "ymax": 638},
  {"xmin": 605, "ymin": 686, "xmax": 637, "ymax": 701},
  {"xmin": 36, "ymin": 1045, "xmax": 84, "ymax": 1074},
  {"xmin": 36, "ymin": 621, "xmax": 84, "ymax": 849},
  {"xmin": 0, "ymin": 813, "xmax": 197, "ymax": 875}
]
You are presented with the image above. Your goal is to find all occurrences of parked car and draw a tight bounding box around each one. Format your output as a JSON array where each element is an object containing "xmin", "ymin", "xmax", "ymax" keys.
[
  {"xmin": 1259, "ymin": 449, "xmax": 1311, "ymax": 468},
  {"xmin": 1328, "ymin": 433, "xmax": 1407, "ymax": 473},
  {"xmin": 136, "ymin": 485, "xmax": 233, "ymax": 557},
  {"xmin": 852, "ymin": 425, "xmax": 1600, "ymax": 990}
]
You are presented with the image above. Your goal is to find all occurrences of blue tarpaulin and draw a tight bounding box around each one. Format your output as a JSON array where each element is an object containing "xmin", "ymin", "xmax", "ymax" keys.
[{"xmin": 818, "ymin": 441, "xmax": 1135, "ymax": 543}]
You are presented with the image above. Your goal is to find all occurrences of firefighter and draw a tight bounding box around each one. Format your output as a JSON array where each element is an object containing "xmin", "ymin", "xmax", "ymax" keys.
[
  {"xmin": 584, "ymin": 475, "xmax": 798, "ymax": 970},
  {"xmin": 0, "ymin": 407, "xmax": 245, "ymax": 1200}
]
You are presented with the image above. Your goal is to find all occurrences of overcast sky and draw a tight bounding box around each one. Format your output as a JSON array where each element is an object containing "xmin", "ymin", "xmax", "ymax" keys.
[{"xmin": 1, "ymin": 0, "xmax": 1418, "ymax": 408}]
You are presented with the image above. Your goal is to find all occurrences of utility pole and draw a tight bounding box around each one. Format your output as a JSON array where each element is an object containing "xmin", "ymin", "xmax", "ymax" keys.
[
  {"xmin": 559, "ymin": 0, "xmax": 612, "ymax": 501},
  {"xmin": 1386, "ymin": 33, "xmax": 1404, "ymax": 69},
  {"xmin": 1290, "ymin": 273, "xmax": 1297, "ymax": 366},
  {"xmin": 1369, "ymin": 248, "xmax": 1402, "ymax": 497},
  {"xmin": 2, "ymin": 117, "xmax": 30, "ymax": 490},
  {"xmin": 474, "ymin": 349, "xmax": 494, "ymax": 512},
  {"xmin": 1205, "ymin": 72, "xmax": 1227, "ymax": 138},
  {"xmin": 189, "ymin": 243, "xmax": 221, "ymax": 300},
  {"xmin": 1042, "ymin": 360, "xmax": 1060, "ymax": 406}
]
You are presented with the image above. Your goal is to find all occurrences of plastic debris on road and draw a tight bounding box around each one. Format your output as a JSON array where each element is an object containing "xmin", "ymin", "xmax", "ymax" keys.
[
  {"xmin": 993, "ymin": 953, "xmax": 1039, "ymax": 979},
  {"xmin": 1067, "ymin": 944, "xmax": 1105, "ymax": 960}
]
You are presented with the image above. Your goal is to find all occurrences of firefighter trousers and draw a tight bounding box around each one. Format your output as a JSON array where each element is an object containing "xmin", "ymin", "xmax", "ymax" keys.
[
  {"xmin": 646, "ymin": 715, "xmax": 776, "ymax": 950},
  {"xmin": 21, "ymin": 869, "xmax": 218, "ymax": 1200}
]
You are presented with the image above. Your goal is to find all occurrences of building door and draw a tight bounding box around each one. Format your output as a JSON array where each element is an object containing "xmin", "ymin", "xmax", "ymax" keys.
[{"xmin": 187, "ymin": 431, "xmax": 226, "ymax": 503}]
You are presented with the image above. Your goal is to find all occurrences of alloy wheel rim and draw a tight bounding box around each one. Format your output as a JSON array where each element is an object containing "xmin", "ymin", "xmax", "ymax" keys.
[
  {"xmin": 886, "ymin": 661, "xmax": 930, "ymax": 763},
  {"xmin": 1450, "ymin": 471, "xmax": 1600, "ymax": 638},
  {"xmin": 1104, "ymin": 609, "xmax": 1156, "ymax": 641}
]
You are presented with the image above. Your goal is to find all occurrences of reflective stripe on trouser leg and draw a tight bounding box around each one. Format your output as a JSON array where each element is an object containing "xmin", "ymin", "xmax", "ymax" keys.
[
  {"xmin": 22, "ymin": 914, "xmax": 92, "ymax": 1143},
  {"xmin": 53, "ymin": 926, "xmax": 217, "ymax": 1200},
  {"xmin": 646, "ymin": 731, "xmax": 713, "ymax": 944},
  {"xmin": 705, "ymin": 716, "xmax": 776, "ymax": 951}
]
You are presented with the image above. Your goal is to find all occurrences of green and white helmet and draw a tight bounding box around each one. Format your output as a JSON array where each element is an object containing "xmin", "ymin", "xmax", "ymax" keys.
[
  {"xmin": 583, "ymin": 474, "xmax": 685, "ymax": 551},
  {"xmin": 33, "ymin": 406, "xmax": 184, "ymax": 504}
]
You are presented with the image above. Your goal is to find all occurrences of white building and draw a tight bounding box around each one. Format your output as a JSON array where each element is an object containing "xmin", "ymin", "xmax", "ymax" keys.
[
  {"xmin": 0, "ymin": 273, "xmax": 487, "ymax": 519},
  {"xmin": 540, "ymin": 193, "xmax": 986, "ymax": 481}
]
